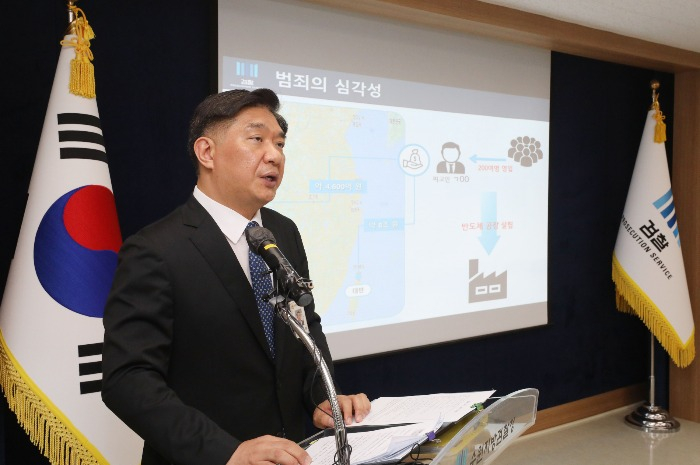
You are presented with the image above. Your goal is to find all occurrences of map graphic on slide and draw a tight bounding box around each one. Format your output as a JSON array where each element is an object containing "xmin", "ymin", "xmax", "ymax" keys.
[{"xmin": 272, "ymin": 103, "xmax": 406, "ymax": 325}]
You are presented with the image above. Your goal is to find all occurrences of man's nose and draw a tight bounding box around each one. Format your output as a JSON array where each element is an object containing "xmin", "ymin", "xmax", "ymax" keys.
[{"xmin": 264, "ymin": 142, "xmax": 284, "ymax": 164}]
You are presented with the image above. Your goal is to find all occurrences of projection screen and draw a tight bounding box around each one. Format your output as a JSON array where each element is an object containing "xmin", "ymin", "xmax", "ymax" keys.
[{"xmin": 218, "ymin": 0, "xmax": 550, "ymax": 360}]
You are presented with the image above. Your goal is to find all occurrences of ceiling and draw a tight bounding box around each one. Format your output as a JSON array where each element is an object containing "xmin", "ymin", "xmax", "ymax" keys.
[{"xmin": 480, "ymin": 0, "xmax": 700, "ymax": 53}]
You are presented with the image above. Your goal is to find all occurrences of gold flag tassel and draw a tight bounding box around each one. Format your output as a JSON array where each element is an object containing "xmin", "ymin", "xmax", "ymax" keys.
[
  {"xmin": 60, "ymin": 4, "xmax": 96, "ymax": 99},
  {"xmin": 651, "ymin": 80, "xmax": 666, "ymax": 143},
  {"xmin": 613, "ymin": 254, "xmax": 696, "ymax": 368},
  {"xmin": 0, "ymin": 335, "xmax": 102, "ymax": 464}
]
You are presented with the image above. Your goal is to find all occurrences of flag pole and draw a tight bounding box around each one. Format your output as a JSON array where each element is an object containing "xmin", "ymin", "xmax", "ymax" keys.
[
  {"xmin": 625, "ymin": 333, "xmax": 680, "ymax": 432},
  {"xmin": 622, "ymin": 80, "xmax": 681, "ymax": 433}
]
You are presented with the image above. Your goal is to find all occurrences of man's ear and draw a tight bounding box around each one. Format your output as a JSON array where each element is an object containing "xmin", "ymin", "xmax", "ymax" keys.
[{"xmin": 193, "ymin": 136, "xmax": 215, "ymax": 171}]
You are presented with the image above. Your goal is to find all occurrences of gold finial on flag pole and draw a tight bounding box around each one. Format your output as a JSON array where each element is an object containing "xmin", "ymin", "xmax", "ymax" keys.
[
  {"xmin": 650, "ymin": 80, "xmax": 666, "ymax": 143},
  {"xmin": 651, "ymin": 79, "xmax": 660, "ymax": 105},
  {"xmin": 61, "ymin": 0, "xmax": 96, "ymax": 98}
]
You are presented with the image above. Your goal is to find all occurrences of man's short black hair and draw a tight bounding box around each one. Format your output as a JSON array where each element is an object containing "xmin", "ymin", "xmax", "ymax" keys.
[{"xmin": 187, "ymin": 88, "xmax": 288, "ymax": 174}]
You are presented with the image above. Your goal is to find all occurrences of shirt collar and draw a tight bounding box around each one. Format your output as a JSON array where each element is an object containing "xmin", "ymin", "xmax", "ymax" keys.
[{"xmin": 193, "ymin": 186, "xmax": 262, "ymax": 244}]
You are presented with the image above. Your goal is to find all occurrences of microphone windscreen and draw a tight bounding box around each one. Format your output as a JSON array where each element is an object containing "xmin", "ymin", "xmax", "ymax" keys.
[{"xmin": 245, "ymin": 226, "xmax": 276, "ymax": 252}]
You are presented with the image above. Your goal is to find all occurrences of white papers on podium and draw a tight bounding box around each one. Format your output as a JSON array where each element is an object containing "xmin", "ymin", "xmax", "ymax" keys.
[
  {"xmin": 306, "ymin": 421, "xmax": 438, "ymax": 465},
  {"xmin": 354, "ymin": 390, "xmax": 495, "ymax": 427},
  {"xmin": 305, "ymin": 391, "xmax": 495, "ymax": 465}
]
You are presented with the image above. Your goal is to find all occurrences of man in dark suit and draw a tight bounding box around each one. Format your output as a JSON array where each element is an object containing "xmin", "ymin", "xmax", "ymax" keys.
[
  {"xmin": 435, "ymin": 141, "xmax": 465, "ymax": 174},
  {"xmin": 102, "ymin": 88, "xmax": 370, "ymax": 465}
]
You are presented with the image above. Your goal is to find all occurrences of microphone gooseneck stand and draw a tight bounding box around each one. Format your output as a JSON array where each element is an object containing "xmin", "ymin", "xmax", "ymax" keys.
[{"xmin": 274, "ymin": 300, "xmax": 351, "ymax": 465}]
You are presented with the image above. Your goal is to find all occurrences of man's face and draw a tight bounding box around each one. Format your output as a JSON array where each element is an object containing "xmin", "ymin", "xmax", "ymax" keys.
[
  {"xmin": 442, "ymin": 147, "xmax": 460, "ymax": 163},
  {"xmin": 206, "ymin": 106, "xmax": 286, "ymax": 217}
]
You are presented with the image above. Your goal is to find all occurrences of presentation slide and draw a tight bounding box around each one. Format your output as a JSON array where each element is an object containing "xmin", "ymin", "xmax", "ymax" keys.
[{"xmin": 221, "ymin": 57, "xmax": 549, "ymax": 359}]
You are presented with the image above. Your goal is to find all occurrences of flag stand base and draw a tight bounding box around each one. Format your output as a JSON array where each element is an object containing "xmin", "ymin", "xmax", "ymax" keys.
[{"xmin": 624, "ymin": 403, "xmax": 680, "ymax": 433}]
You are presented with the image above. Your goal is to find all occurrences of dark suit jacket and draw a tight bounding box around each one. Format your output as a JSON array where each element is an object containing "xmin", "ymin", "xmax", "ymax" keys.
[
  {"xmin": 102, "ymin": 196, "xmax": 335, "ymax": 465},
  {"xmin": 436, "ymin": 160, "xmax": 465, "ymax": 174}
]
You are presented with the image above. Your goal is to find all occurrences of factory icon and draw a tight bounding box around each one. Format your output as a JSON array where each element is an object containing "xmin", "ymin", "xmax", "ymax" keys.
[{"xmin": 468, "ymin": 259, "xmax": 507, "ymax": 303}]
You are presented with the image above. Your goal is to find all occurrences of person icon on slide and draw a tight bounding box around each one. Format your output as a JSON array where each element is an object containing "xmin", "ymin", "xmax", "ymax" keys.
[{"xmin": 436, "ymin": 142, "xmax": 465, "ymax": 174}]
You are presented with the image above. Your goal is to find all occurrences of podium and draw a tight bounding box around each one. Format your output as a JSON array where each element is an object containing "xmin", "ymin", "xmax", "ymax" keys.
[
  {"xmin": 301, "ymin": 389, "xmax": 538, "ymax": 465},
  {"xmin": 429, "ymin": 388, "xmax": 539, "ymax": 465}
]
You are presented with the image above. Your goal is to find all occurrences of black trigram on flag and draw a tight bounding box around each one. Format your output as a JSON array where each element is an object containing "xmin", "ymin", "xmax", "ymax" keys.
[
  {"xmin": 58, "ymin": 113, "xmax": 107, "ymax": 163},
  {"xmin": 78, "ymin": 342, "xmax": 103, "ymax": 394}
]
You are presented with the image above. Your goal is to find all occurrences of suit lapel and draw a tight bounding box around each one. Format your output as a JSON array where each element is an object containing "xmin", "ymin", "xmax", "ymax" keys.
[{"xmin": 183, "ymin": 197, "xmax": 275, "ymax": 361}]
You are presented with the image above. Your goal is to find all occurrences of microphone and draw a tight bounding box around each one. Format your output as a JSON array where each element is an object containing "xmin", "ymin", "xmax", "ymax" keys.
[{"xmin": 245, "ymin": 226, "xmax": 314, "ymax": 307}]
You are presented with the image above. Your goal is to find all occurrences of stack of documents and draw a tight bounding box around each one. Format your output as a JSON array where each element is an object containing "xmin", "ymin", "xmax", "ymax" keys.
[
  {"xmin": 306, "ymin": 390, "xmax": 494, "ymax": 465},
  {"xmin": 306, "ymin": 421, "xmax": 438, "ymax": 465}
]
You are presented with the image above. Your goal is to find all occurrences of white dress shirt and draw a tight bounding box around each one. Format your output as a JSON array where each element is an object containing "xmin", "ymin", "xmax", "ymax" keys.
[{"xmin": 192, "ymin": 186, "xmax": 264, "ymax": 286}]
